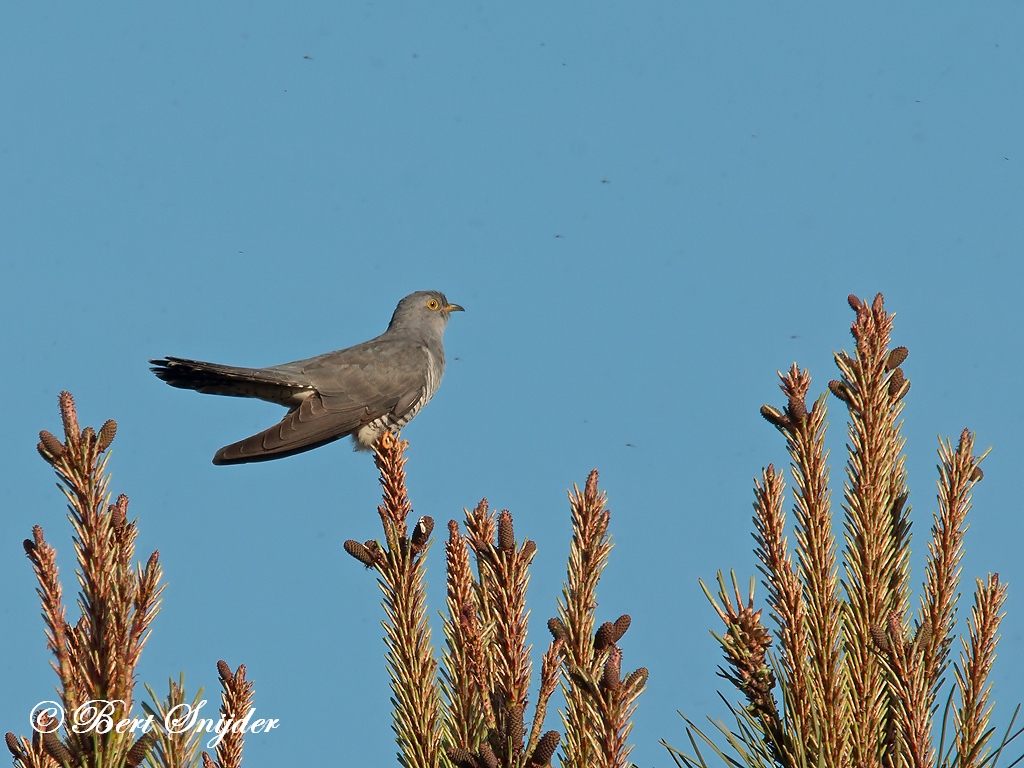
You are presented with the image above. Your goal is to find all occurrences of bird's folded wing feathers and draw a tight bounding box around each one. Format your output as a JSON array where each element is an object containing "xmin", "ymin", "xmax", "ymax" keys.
[{"xmin": 212, "ymin": 345, "xmax": 430, "ymax": 464}]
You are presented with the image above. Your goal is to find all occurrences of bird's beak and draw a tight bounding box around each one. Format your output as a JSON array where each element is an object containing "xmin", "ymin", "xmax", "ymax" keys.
[{"xmin": 444, "ymin": 303, "xmax": 465, "ymax": 313}]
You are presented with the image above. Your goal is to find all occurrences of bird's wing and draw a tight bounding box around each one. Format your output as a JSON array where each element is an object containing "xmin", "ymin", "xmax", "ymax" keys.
[
  {"xmin": 212, "ymin": 342, "xmax": 430, "ymax": 464},
  {"xmin": 306, "ymin": 340, "xmax": 430, "ymax": 417},
  {"xmin": 150, "ymin": 356, "xmax": 314, "ymax": 406}
]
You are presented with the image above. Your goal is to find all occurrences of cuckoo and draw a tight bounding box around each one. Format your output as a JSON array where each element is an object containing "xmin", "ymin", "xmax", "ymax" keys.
[{"xmin": 150, "ymin": 290, "xmax": 463, "ymax": 465}]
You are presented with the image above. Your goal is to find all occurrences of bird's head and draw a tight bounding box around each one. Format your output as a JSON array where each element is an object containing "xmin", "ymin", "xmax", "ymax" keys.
[{"xmin": 388, "ymin": 290, "xmax": 465, "ymax": 335}]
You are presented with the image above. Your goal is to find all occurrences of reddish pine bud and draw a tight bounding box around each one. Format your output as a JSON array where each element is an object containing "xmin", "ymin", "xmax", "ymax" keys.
[
  {"xmin": 887, "ymin": 368, "xmax": 905, "ymax": 399},
  {"xmin": 97, "ymin": 419, "xmax": 118, "ymax": 452},
  {"xmin": 38, "ymin": 430, "xmax": 65, "ymax": 461},
  {"xmin": 42, "ymin": 731, "xmax": 72, "ymax": 766},
  {"xmin": 509, "ymin": 703, "xmax": 525, "ymax": 748},
  {"xmin": 521, "ymin": 540, "xmax": 537, "ymax": 562},
  {"xmin": 202, "ymin": 751, "xmax": 216, "ymax": 767},
  {"xmin": 411, "ymin": 516, "xmax": 434, "ymax": 549},
  {"xmin": 612, "ymin": 614, "xmax": 631, "ymax": 642},
  {"xmin": 81, "ymin": 426, "xmax": 95, "ymax": 444},
  {"xmin": 893, "ymin": 377, "xmax": 910, "ymax": 400},
  {"xmin": 217, "ymin": 659, "xmax": 233, "ymax": 683},
  {"xmin": 887, "ymin": 346, "xmax": 909, "ymax": 370},
  {"xmin": 971, "ymin": 466, "xmax": 984, "ymax": 482},
  {"xmin": 958, "ymin": 427, "xmax": 973, "ymax": 453},
  {"xmin": 446, "ymin": 746, "xmax": 478, "ymax": 768},
  {"xmin": 828, "ymin": 380, "xmax": 850, "ymax": 404},
  {"xmin": 870, "ymin": 624, "xmax": 890, "ymax": 652},
  {"xmin": 344, "ymin": 540, "xmax": 376, "ymax": 568},
  {"xmin": 847, "ymin": 294, "xmax": 863, "ymax": 312},
  {"xmin": 528, "ymin": 730, "xmax": 560, "ymax": 766},
  {"xmin": 594, "ymin": 621, "xmax": 616, "ymax": 650},
  {"xmin": 760, "ymin": 405, "xmax": 790, "ymax": 431},
  {"xmin": 787, "ymin": 395, "xmax": 807, "ymax": 424},
  {"xmin": 547, "ymin": 617, "xmax": 567, "ymax": 641},
  {"xmin": 58, "ymin": 391, "xmax": 79, "ymax": 439},
  {"xmin": 126, "ymin": 733, "xmax": 153, "ymax": 767},
  {"xmin": 601, "ymin": 647, "xmax": 622, "ymax": 691},
  {"xmin": 916, "ymin": 620, "xmax": 933, "ymax": 649},
  {"xmin": 887, "ymin": 613, "xmax": 905, "ymax": 645},
  {"xmin": 5, "ymin": 733, "xmax": 24, "ymax": 760},
  {"xmin": 623, "ymin": 666, "xmax": 649, "ymax": 690},
  {"xmin": 478, "ymin": 742, "xmax": 499, "ymax": 768},
  {"xmin": 459, "ymin": 600, "xmax": 476, "ymax": 627},
  {"xmin": 447, "ymin": 519, "xmax": 460, "ymax": 539},
  {"xmin": 498, "ymin": 510, "xmax": 515, "ymax": 551},
  {"xmin": 110, "ymin": 495, "xmax": 129, "ymax": 530}
]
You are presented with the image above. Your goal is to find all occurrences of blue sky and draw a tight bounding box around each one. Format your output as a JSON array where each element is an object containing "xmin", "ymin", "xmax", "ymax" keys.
[{"xmin": 2, "ymin": 2, "xmax": 1023, "ymax": 765}]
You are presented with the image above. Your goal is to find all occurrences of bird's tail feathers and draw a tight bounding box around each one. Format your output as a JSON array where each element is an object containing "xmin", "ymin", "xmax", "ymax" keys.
[{"xmin": 149, "ymin": 357, "xmax": 313, "ymax": 406}]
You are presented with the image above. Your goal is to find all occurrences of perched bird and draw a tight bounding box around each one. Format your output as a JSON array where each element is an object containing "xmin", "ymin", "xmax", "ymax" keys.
[{"xmin": 150, "ymin": 290, "xmax": 464, "ymax": 465}]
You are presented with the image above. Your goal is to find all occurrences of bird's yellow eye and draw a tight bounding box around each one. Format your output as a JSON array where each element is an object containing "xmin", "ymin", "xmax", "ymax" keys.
[{"xmin": 426, "ymin": 298, "xmax": 440, "ymax": 310}]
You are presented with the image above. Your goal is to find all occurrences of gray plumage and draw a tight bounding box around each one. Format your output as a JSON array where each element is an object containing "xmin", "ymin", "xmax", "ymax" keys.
[{"xmin": 150, "ymin": 290, "xmax": 463, "ymax": 465}]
